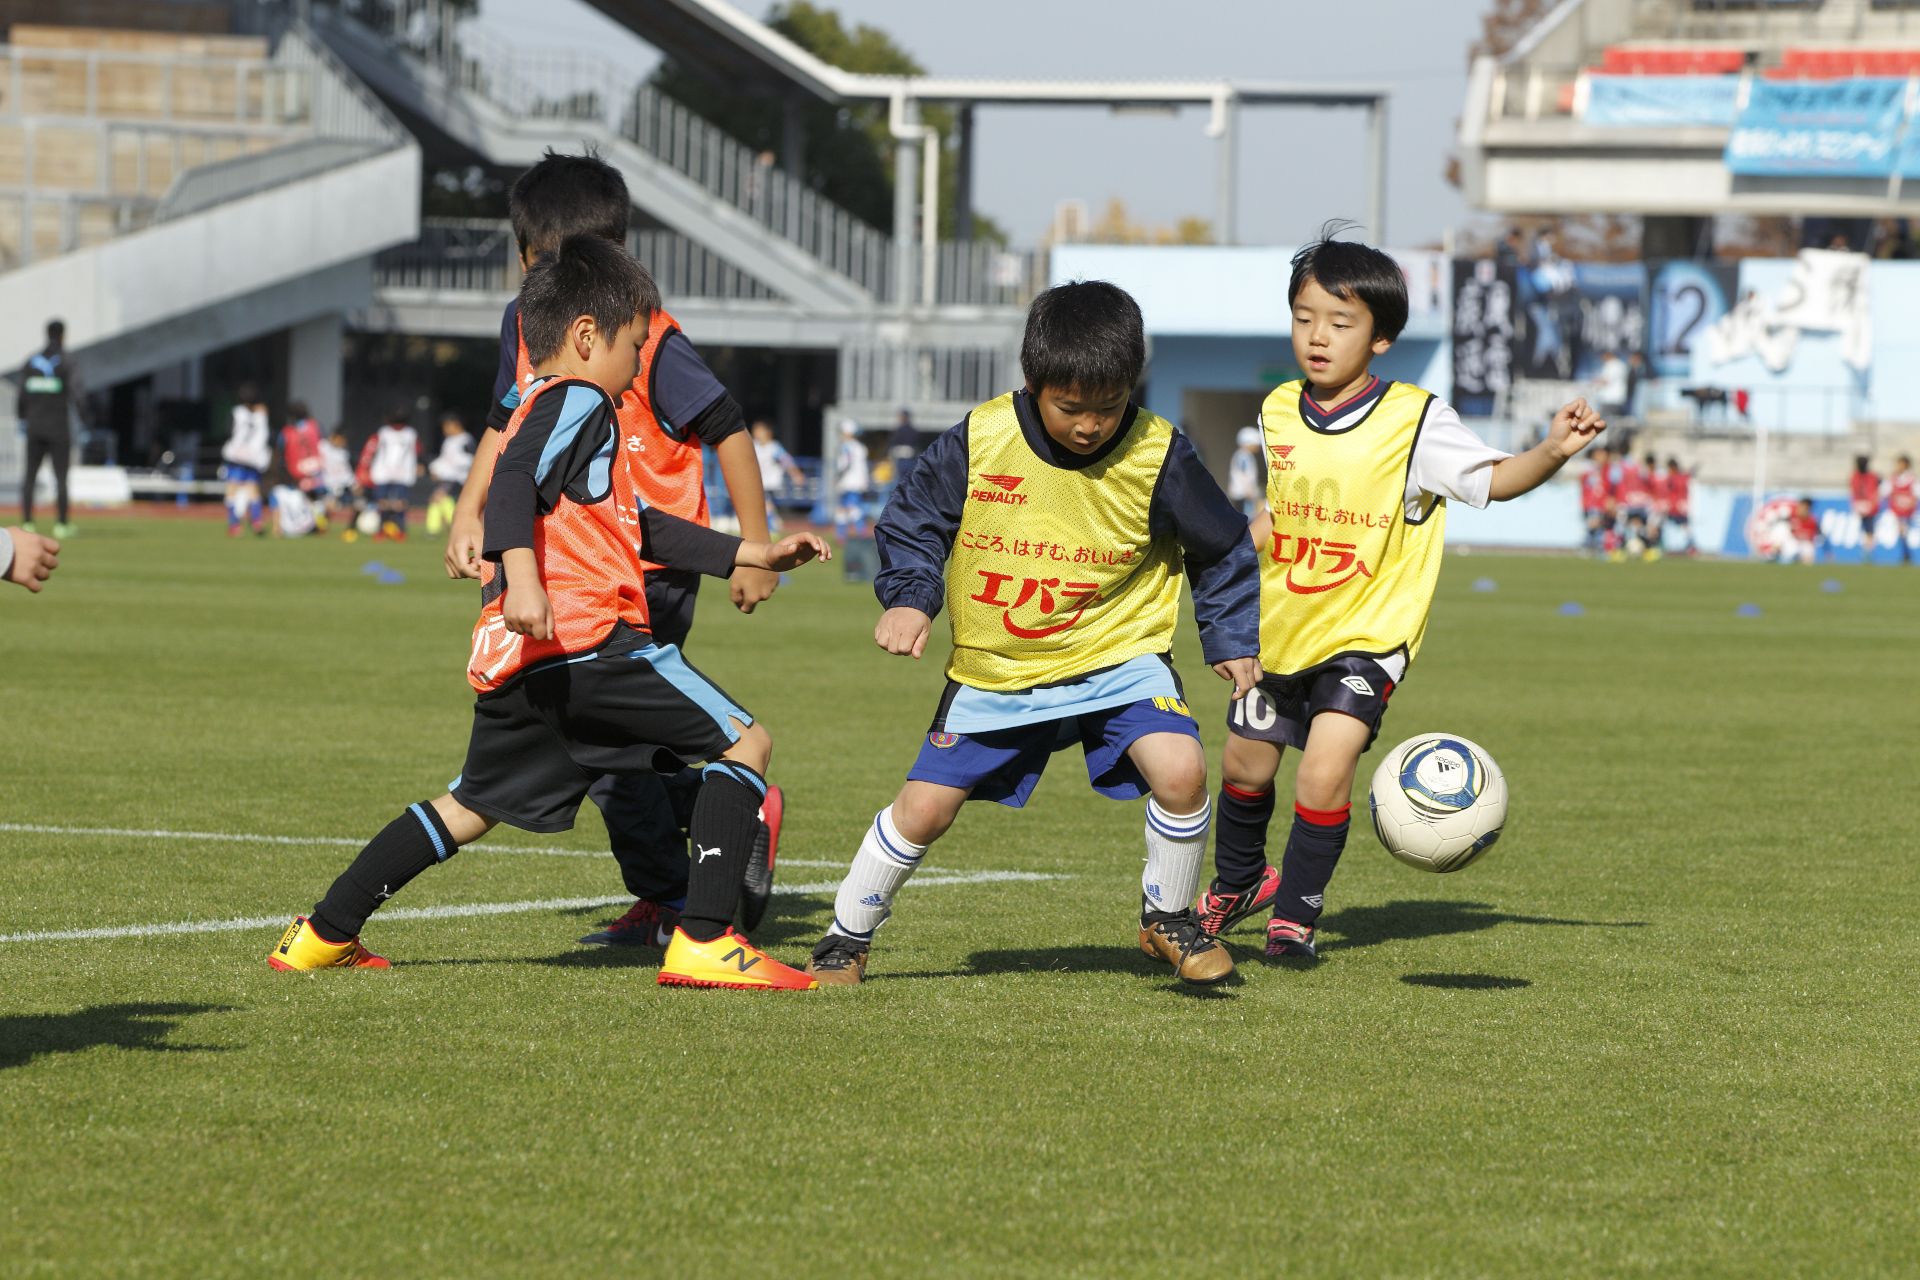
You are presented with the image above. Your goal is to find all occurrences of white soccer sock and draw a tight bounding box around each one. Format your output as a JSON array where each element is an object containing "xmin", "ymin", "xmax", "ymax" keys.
[
  {"xmin": 1142, "ymin": 796, "xmax": 1210, "ymax": 915},
  {"xmin": 827, "ymin": 806, "xmax": 927, "ymax": 941}
]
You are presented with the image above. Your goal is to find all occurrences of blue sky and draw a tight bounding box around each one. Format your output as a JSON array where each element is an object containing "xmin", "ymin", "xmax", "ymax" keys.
[{"xmin": 473, "ymin": 0, "xmax": 1493, "ymax": 249}]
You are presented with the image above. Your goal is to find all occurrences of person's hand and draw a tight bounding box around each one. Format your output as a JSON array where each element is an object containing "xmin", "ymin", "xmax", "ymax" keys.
[
  {"xmin": 502, "ymin": 579, "xmax": 552, "ymax": 639},
  {"xmin": 730, "ymin": 565, "xmax": 780, "ymax": 613},
  {"xmin": 875, "ymin": 607, "xmax": 931, "ymax": 658},
  {"xmin": 5, "ymin": 528, "xmax": 58, "ymax": 592},
  {"xmin": 1548, "ymin": 399, "xmax": 1606, "ymax": 460},
  {"xmin": 445, "ymin": 509, "xmax": 485, "ymax": 580},
  {"xmin": 757, "ymin": 531, "xmax": 831, "ymax": 572},
  {"xmin": 1212, "ymin": 656, "xmax": 1262, "ymax": 700}
]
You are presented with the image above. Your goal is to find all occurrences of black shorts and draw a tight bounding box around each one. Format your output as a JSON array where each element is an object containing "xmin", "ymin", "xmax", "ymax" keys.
[
  {"xmin": 450, "ymin": 642, "xmax": 750, "ymax": 833},
  {"xmin": 645, "ymin": 567, "xmax": 701, "ymax": 650},
  {"xmin": 1226, "ymin": 652, "xmax": 1401, "ymax": 752}
]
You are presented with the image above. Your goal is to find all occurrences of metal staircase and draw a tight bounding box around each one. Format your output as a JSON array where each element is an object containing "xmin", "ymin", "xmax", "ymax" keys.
[{"xmin": 314, "ymin": 4, "xmax": 1034, "ymax": 427}]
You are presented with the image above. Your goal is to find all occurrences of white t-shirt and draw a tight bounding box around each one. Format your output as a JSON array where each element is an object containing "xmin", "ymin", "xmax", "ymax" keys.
[
  {"xmin": 1228, "ymin": 447, "xmax": 1263, "ymax": 501},
  {"xmin": 1404, "ymin": 397, "xmax": 1510, "ymax": 519},
  {"xmin": 368, "ymin": 425, "xmax": 419, "ymax": 486},
  {"xmin": 835, "ymin": 437, "xmax": 869, "ymax": 496},
  {"xmin": 1298, "ymin": 389, "xmax": 1510, "ymax": 519},
  {"xmin": 221, "ymin": 405, "xmax": 271, "ymax": 470},
  {"xmin": 320, "ymin": 440, "xmax": 354, "ymax": 491},
  {"xmin": 429, "ymin": 431, "xmax": 474, "ymax": 484},
  {"xmin": 754, "ymin": 436, "xmax": 793, "ymax": 491}
]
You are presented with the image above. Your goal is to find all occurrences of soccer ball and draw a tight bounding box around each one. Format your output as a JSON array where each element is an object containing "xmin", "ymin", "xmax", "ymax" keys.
[{"xmin": 1368, "ymin": 734, "xmax": 1508, "ymax": 873}]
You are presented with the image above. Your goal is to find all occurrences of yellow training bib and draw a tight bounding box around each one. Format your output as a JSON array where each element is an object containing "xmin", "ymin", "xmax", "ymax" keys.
[
  {"xmin": 944, "ymin": 394, "xmax": 1183, "ymax": 692},
  {"xmin": 1258, "ymin": 380, "xmax": 1445, "ymax": 675}
]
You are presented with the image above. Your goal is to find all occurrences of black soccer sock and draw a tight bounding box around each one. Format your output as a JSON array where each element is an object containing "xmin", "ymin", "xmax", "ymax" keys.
[
  {"xmin": 677, "ymin": 762, "xmax": 765, "ymax": 942},
  {"xmin": 310, "ymin": 802, "xmax": 458, "ymax": 942},
  {"xmin": 1273, "ymin": 802, "xmax": 1350, "ymax": 927},
  {"xmin": 1213, "ymin": 782, "xmax": 1276, "ymax": 894}
]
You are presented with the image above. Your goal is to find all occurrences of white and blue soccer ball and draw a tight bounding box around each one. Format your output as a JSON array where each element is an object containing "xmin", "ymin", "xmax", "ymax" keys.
[{"xmin": 1368, "ymin": 734, "xmax": 1508, "ymax": 873}]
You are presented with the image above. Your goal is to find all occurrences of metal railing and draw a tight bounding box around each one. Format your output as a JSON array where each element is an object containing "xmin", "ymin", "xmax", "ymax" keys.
[
  {"xmin": 373, "ymin": 217, "xmax": 781, "ymax": 301},
  {"xmin": 935, "ymin": 241, "xmax": 1047, "ymax": 307},
  {"xmin": 374, "ymin": 216, "xmax": 514, "ymax": 291},
  {"xmin": 622, "ymin": 85, "xmax": 893, "ymax": 298},
  {"xmin": 838, "ymin": 343, "xmax": 1019, "ymax": 408}
]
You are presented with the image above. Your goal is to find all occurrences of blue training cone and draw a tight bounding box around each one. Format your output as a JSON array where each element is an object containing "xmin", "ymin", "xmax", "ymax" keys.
[
  {"xmin": 1472, "ymin": 578, "xmax": 1498, "ymax": 593},
  {"xmin": 1557, "ymin": 601, "xmax": 1585, "ymax": 617},
  {"xmin": 1821, "ymin": 579, "xmax": 1844, "ymax": 593},
  {"xmin": 377, "ymin": 570, "xmax": 406, "ymax": 585},
  {"xmin": 1735, "ymin": 602, "xmax": 1762, "ymax": 617},
  {"xmin": 361, "ymin": 561, "xmax": 389, "ymax": 575}
]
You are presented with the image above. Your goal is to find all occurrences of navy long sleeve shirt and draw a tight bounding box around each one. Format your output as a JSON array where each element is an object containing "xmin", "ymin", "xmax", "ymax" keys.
[{"xmin": 873, "ymin": 391, "xmax": 1260, "ymax": 667}]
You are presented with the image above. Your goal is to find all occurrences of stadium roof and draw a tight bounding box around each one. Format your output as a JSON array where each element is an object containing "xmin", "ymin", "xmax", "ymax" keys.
[{"xmin": 581, "ymin": 0, "xmax": 1387, "ymax": 108}]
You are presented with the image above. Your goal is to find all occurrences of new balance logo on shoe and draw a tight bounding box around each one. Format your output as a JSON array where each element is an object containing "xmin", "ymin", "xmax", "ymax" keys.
[
  {"xmin": 1339, "ymin": 675, "xmax": 1374, "ymax": 696},
  {"xmin": 720, "ymin": 947, "xmax": 761, "ymax": 973},
  {"xmin": 696, "ymin": 844, "xmax": 721, "ymax": 862}
]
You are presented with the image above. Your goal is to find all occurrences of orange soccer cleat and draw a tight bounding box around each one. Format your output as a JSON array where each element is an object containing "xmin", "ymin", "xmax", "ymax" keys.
[
  {"xmin": 657, "ymin": 927, "xmax": 815, "ymax": 990},
  {"xmin": 267, "ymin": 915, "xmax": 391, "ymax": 971}
]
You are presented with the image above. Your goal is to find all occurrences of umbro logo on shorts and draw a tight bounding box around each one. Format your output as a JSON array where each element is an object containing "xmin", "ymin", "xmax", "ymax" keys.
[{"xmin": 1340, "ymin": 675, "xmax": 1374, "ymax": 697}]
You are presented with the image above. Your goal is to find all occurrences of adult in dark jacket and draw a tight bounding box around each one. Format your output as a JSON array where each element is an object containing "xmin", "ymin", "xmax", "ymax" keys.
[{"xmin": 17, "ymin": 320, "xmax": 80, "ymax": 536}]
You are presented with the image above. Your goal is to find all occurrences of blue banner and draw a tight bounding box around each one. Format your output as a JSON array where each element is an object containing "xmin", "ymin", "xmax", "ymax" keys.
[
  {"xmin": 1723, "ymin": 493, "xmax": 1918, "ymax": 562},
  {"xmin": 1725, "ymin": 78, "xmax": 1909, "ymax": 176},
  {"xmin": 1584, "ymin": 75, "xmax": 1741, "ymax": 127}
]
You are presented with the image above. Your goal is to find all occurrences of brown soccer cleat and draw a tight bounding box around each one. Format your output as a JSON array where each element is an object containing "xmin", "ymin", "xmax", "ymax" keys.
[
  {"xmin": 805, "ymin": 933, "xmax": 870, "ymax": 986},
  {"xmin": 1140, "ymin": 909, "xmax": 1235, "ymax": 985}
]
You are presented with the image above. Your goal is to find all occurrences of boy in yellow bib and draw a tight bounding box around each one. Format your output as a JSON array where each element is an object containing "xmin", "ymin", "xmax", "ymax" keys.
[
  {"xmin": 1196, "ymin": 232, "xmax": 1604, "ymax": 959},
  {"xmin": 807, "ymin": 282, "xmax": 1262, "ymax": 986}
]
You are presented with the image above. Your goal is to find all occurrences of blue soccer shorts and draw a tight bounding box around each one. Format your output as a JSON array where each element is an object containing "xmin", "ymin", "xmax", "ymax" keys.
[{"xmin": 906, "ymin": 688, "xmax": 1201, "ymax": 808}]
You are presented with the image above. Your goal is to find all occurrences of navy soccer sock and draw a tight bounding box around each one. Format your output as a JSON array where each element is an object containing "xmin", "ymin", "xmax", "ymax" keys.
[
  {"xmin": 677, "ymin": 763, "xmax": 766, "ymax": 943},
  {"xmin": 1212, "ymin": 782, "xmax": 1276, "ymax": 894},
  {"xmin": 310, "ymin": 802, "xmax": 457, "ymax": 942},
  {"xmin": 1273, "ymin": 802, "xmax": 1350, "ymax": 927}
]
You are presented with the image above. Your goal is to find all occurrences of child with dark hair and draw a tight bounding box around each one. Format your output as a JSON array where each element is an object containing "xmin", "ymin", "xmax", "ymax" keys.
[
  {"xmin": 1663, "ymin": 456, "xmax": 1696, "ymax": 556},
  {"xmin": 221, "ymin": 383, "xmax": 271, "ymax": 537},
  {"xmin": 803, "ymin": 280, "xmax": 1262, "ymax": 987},
  {"xmin": 1850, "ymin": 456, "xmax": 1883, "ymax": 557},
  {"xmin": 1888, "ymin": 454, "xmax": 1916, "ymax": 563},
  {"xmin": 1196, "ymin": 229, "xmax": 1604, "ymax": 960},
  {"xmin": 425, "ymin": 412, "xmax": 474, "ymax": 535},
  {"xmin": 268, "ymin": 234, "xmax": 832, "ymax": 988},
  {"xmin": 358, "ymin": 404, "xmax": 420, "ymax": 541},
  {"xmin": 442, "ymin": 148, "xmax": 787, "ymax": 950}
]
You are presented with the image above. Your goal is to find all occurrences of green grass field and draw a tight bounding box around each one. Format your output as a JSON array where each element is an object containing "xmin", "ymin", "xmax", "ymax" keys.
[{"xmin": 3, "ymin": 518, "xmax": 1918, "ymax": 1278}]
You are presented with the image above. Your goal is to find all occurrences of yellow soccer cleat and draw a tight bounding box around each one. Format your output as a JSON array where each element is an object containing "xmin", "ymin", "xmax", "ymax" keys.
[
  {"xmin": 657, "ymin": 927, "xmax": 816, "ymax": 990},
  {"xmin": 268, "ymin": 915, "xmax": 391, "ymax": 971}
]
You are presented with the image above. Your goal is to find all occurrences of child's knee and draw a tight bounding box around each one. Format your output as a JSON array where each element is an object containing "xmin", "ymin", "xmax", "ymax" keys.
[
  {"xmin": 1221, "ymin": 734, "xmax": 1281, "ymax": 793},
  {"xmin": 724, "ymin": 718, "xmax": 772, "ymax": 772}
]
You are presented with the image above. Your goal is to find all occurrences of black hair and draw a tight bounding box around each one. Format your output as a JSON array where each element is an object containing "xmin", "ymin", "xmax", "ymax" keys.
[
  {"xmin": 1020, "ymin": 280, "xmax": 1145, "ymax": 396},
  {"xmin": 46, "ymin": 319, "xmax": 64, "ymax": 344},
  {"xmin": 508, "ymin": 149, "xmax": 630, "ymax": 260},
  {"xmin": 237, "ymin": 382, "xmax": 259, "ymax": 403},
  {"xmin": 1855, "ymin": 455, "xmax": 1871, "ymax": 472},
  {"xmin": 387, "ymin": 402, "xmax": 413, "ymax": 425},
  {"xmin": 1287, "ymin": 221, "xmax": 1409, "ymax": 343},
  {"xmin": 518, "ymin": 234, "xmax": 661, "ymax": 365},
  {"xmin": 288, "ymin": 400, "xmax": 308, "ymax": 420}
]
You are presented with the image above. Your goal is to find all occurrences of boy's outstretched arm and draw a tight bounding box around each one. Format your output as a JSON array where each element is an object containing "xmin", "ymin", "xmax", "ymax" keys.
[
  {"xmin": 446, "ymin": 427, "xmax": 504, "ymax": 579},
  {"xmin": 711, "ymin": 431, "xmax": 780, "ymax": 612},
  {"xmin": 872, "ymin": 420, "xmax": 969, "ymax": 659},
  {"xmin": 1489, "ymin": 399, "xmax": 1606, "ymax": 501},
  {"xmin": 1153, "ymin": 433, "xmax": 1263, "ymax": 697}
]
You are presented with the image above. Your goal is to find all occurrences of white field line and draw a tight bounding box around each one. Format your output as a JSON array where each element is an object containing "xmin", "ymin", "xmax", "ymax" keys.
[
  {"xmin": 0, "ymin": 823, "xmax": 851, "ymax": 869},
  {"xmin": 0, "ymin": 871, "xmax": 1071, "ymax": 945}
]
